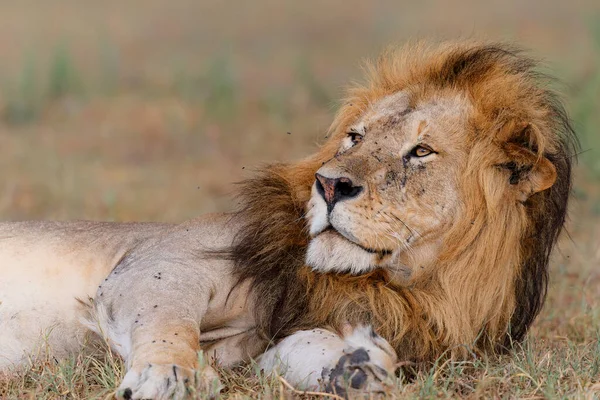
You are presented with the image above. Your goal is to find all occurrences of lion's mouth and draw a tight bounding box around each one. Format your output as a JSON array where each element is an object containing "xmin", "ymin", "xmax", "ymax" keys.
[{"xmin": 321, "ymin": 226, "xmax": 393, "ymax": 257}]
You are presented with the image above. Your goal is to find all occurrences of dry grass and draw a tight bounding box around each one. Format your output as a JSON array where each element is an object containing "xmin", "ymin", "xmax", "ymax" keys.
[{"xmin": 1, "ymin": 1, "xmax": 599, "ymax": 399}]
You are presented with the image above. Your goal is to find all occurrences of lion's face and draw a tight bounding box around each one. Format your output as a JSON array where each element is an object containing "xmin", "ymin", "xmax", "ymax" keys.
[{"xmin": 306, "ymin": 91, "xmax": 472, "ymax": 281}]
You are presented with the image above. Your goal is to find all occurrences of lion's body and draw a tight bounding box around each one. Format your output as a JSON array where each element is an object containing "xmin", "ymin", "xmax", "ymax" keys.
[
  {"xmin": 0, "ymin": 41, "xmax": 576, "ymax": 399},
  {"xmin": 0, "ymin": 221, "xmax": 168, "ymax": 367},
  {"xmin": 0, "ymin": 217, "xmax": 264, "ymax": 370}
]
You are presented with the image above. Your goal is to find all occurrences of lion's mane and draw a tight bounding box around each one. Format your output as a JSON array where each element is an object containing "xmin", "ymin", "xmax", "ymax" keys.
[{"xmin": 227, "ymin": 41, "xmax": 576, "ymax": 363}]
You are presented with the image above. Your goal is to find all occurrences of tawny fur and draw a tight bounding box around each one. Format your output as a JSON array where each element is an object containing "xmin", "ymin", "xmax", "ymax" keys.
[{"xmin": 229, "ymin": 41, "xmax": 576, "ymax": 364}]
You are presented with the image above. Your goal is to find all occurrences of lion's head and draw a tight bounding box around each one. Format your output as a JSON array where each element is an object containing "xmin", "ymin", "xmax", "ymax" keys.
[
  {"xmin": 306, "ymin": 90, "xmax": 471, "ymax": 278},
  {"xmin": 229, "ymin": 41, "xmax": 576, "ymax": 363}
]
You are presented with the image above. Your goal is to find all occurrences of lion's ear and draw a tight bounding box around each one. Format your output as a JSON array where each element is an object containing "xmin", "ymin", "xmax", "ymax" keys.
[{"xmin": 499, "ymin": 142, "xmax": 557, "ymax": 202}]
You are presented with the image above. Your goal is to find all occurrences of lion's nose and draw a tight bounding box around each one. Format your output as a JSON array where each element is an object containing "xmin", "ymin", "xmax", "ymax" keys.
[{"xmin": 315, "ymin": 173, "xmax": 363, "ymax": 210}]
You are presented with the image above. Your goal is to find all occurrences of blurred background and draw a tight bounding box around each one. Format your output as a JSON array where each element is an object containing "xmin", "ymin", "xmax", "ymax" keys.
[{"xmin": 0, "ymin": 1, "xmax": 599, "ymax": 396}]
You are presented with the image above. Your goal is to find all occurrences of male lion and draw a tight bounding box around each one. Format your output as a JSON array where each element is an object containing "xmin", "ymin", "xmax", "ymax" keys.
[{"xmin": 0, "ymin": 41, "xmax": 575, "ymax": 399}]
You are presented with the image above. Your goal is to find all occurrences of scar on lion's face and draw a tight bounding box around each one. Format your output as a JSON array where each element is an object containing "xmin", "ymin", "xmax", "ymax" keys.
[{"xmin": 306, "ymin": 90, "xmax": 471, "ymax": 281}]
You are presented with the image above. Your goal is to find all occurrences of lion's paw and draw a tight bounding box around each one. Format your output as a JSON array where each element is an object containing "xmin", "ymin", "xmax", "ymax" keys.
[
  {"xmin": 324, "ymin": 326, "xmax": 397, "ymax": 398},
  {"xmin": 325, "ymin": 348, "xmax": 393, "ymax": 397},
  {"xmin": 115, "ymin": 363, "xmax": 222, "ymax": 400}
]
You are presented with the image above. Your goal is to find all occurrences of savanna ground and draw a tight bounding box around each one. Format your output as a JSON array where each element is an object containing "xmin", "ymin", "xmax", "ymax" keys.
[{"xmin": 0, "ymin": 1, "xmax": 599, "ymax": 398}]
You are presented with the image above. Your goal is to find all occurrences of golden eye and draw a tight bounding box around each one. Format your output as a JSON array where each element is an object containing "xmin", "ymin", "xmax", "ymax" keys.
[
  {"xmin": 410, "ymin": 145, "xmax": 435, "ymax": 158},
  {"xmin": 348, "ymin": 131, "xmax": 363, "ymax": 145}
]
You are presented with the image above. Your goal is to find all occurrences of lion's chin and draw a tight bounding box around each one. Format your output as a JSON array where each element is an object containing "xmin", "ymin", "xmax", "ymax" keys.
[{"xmin": 305, "ymin": 230, "xmax": 379, "ymax": 275}]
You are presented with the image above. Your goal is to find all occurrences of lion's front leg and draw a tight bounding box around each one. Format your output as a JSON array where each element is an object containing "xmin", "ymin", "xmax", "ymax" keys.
[
  {"xmin": 87, "ymin": 266, "xmax": 222, "ymax": 400},
  {"xmin": 258, "ymin": 325, "xmax": 398, "ymax": 397},
  {"xmin": 114, "ymin": 319, "xmax": 221, "ymax": 400}
]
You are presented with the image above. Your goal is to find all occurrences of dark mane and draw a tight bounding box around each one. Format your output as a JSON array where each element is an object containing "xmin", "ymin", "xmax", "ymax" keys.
[
  {"xmin": 225, "ymin": 164, "xmax": 314, "ymax": 341},
  {"xmin": 507, "ymin": 94, "xmax": 577, "ymax": 344}
]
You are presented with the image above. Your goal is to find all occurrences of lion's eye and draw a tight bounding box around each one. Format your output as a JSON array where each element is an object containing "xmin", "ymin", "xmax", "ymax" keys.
[
  {"xmin": 410, "ymin": 145, "xmax": 435, "ymax": 158},
  {"xmin": 348, "ymin": 131, "xmax": 363, "ymax": 145}
]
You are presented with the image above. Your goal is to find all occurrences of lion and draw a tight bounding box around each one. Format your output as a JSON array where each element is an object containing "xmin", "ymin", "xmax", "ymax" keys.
[{"xmin": 0, "ymin": 41, "xmax": 575, "ymax": 399}]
